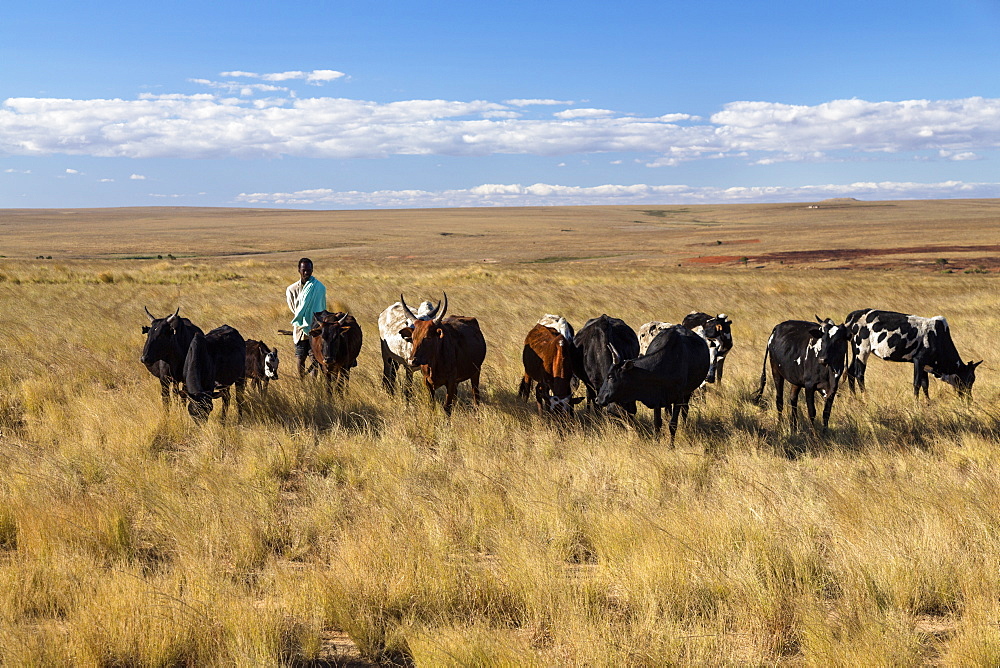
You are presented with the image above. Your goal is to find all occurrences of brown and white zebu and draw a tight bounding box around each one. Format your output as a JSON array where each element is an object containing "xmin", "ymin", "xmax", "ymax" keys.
[
  {"xmin": 399, "ymin": 294, "xmax": 487, "ymax": 414},
  {"xmin": 309, "ymin": 311, "xmax": 363, "ymax": 394},
  {"xmin": 245, "ymin": 339, "xmax": 279, "ymax": 395},
  {"xmin": 518, "ymin": 315, "xmax": 584, "ymax": 415},
  {"xmin": 378, "ymin": 297, "xmax": 443, "ymax": 397}
]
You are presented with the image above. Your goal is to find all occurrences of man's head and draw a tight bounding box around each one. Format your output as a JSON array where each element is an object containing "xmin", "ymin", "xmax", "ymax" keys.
[{"xmin": 298, "ymin": 258, "xmax": 313, "ymax": 284}]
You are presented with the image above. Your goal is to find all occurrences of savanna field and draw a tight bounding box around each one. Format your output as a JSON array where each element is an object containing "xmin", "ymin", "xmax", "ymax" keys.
[{"xmin": 1, "ymin": 203, "xmax": 1000, "ymax": 665}]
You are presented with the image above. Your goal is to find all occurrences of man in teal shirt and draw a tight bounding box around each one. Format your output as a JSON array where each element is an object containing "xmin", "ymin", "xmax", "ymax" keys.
[{"xmin": 285, "ymin": 258, "xmax": 327, "ymax": 378}]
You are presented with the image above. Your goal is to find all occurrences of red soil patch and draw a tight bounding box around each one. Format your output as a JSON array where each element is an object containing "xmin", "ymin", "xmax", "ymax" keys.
[
  {"xmin": 749, "ymin": 243, "xmax": 1000, "ymax": 265},
  {"xmin": 684, "ymin": 243, "xmax": 1000, "ymax": 270}
]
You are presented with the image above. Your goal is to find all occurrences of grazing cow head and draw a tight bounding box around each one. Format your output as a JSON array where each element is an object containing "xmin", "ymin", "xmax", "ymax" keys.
[
  {"xmin": 595, "ymin": 345, "xmax": 639, "ymax": 408},
  {"xmin": 809, "ymin": 316, "xmax": 849, "ymax": 371},
  {"xmin": 140, "ymin": 306, "xmax": 182, "ymax": 365},
  {"xmin": 311, "ymin": 312, "xmax": 352, "ymax": 367},
  {"xmin": 549, "ymin": 389, "xmax": 586, "ymax": 413},
  {"xmin": 187, "ymin": 393, "xmax": 214, "ymax": 422},
  {"xmin": 937, "ymin": 359, "xmax": 982, "ymax": 397},
  {"xmin": 399, "ymin": 293, "xmax": 448, "ymax": 367},
  {"xmin": 264, "ymin": 347, "xmax": 279, "ymax": 380}
]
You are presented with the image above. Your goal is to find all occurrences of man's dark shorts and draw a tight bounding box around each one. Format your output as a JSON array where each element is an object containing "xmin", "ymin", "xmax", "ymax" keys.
[{"xmin": 295, "ymin": 338, "xmax": 311, "ymax": 361}]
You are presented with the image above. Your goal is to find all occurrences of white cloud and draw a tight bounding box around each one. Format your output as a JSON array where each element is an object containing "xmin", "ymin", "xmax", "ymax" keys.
[
  {"xmin": 65, "ymin": 168, "xmax": 80, "ymax": 174},
  {"xmin": 129, "ymin": 173, "xmax": 146, "ymax": 180},
  {"xmin": 219, "ymin": 69, "xmax": 345, "ymax": 84},
  {"xmin": 235, "ymin": 179, "xmax": 1000, "ymax": 208},
  {"xmin": 2, "ymin": 93, "xmax": 1000, "ymax": 165},
  {"xmin": 99, "ymin": 178, "xmax": 114, "ymax": 182},
  {"xmin": 4, "ymin": 168, "xmax": 31, "ymax": 173},
  {"xmin": 553, "ymin": 108, "xmax": 617, "ymax": 119}
]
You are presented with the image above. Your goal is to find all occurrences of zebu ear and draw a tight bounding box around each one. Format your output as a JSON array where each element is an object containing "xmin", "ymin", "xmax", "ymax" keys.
[
  {"xmin": 970, "ymin": 360, "xmax": 983, "ymax": 369},
  {"xmin": 622, "ymin": 360, "xmax": 635, "ymax": 371},
  {"xmin": 399, "ymin": 327, "xmax": 413, "ymax": 342},
  {"xmin": 142, "ymin": 325, "xmax": 151, "ymax": 334},
  {"xmin": 808, "ymin": 328, "xmax": 822, "ymax": 340}
]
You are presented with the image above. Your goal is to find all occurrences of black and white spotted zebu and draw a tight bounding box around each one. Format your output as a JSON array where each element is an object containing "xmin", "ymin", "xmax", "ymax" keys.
[
  {"xmin": 681, "ymin": 312, "xmax": 733, "ymax": 384},
  {"xmin": 753, "ymin": 318, "xmax": 849, "ymax": 431},
  {"xmin": 845, "ymin": 309, "xmax": 981, "ymax": 399}
]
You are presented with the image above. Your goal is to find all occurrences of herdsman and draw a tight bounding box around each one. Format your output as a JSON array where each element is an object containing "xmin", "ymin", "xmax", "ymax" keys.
[{"xmin": 286, "ymin": 258, "xmax": 327, "ymax": 378}]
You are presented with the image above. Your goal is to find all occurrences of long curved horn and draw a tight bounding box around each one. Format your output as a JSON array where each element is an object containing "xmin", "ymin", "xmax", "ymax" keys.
[
  {"xmin": 144, "ymin": 306, "xmax": 156, "ymax": 322},
  {"xmin": 399, "ymin": 294, "xmax": 418, "ymax": 322},
  {"xmin": 607, "ymin": 343, "xmax": 620, "ymax": 365},
  {"xmin": 434, "ymin": 292, "xmax": 448, "ymax": 323},
  {"xmin": 166, "ymin": 307, "xmax": 180, "ymax": 322},
  {"xmin": 337, "ymin": 312, "xmax": 350, "ymax": 325}
]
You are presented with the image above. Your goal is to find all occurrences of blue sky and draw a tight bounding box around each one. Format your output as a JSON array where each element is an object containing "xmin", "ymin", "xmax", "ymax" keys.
[{"xmin": 3, "ymin": 0, "xmax": 1000, "ymax": 208}]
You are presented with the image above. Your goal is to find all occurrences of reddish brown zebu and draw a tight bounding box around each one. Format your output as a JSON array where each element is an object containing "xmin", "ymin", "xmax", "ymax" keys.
[
  {"xmin": 518, "ymin": 321, "xmax": 584, "ymax": 415},
  {"xmin": 399, "ymin": 293, "xmax": 487, "ymax": 414}
]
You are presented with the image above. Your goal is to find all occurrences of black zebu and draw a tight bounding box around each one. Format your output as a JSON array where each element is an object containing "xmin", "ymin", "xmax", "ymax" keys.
[
  {"xmin": 845, "ymin": 308, "xmax": 981, "ymax": 399},
  {"xmin": 310, "ymin": 311, "xmax": 363, "ymax": 394},
  {"xmin": 183, "ymin": 325, "xmax": 247, "ymax": 422},
  {"xmin": 595, "ymin": 325, "xmax": 709, "ymax": 444},
  {"xmin": 140, "ymin": 307, "xmax": 202, "ymax": 406},
  {"xmin": 575, "ymin": 314, "xmax": 640, "ymax": 414},
  {"xmin": 753, "ymin": 318, "xmax": 849, "ymax": 431}
]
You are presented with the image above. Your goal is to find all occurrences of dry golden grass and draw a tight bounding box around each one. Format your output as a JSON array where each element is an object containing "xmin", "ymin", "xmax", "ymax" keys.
[{"xmin": 0, "ymin": 202, "xmax": 999, "ymax": 664}]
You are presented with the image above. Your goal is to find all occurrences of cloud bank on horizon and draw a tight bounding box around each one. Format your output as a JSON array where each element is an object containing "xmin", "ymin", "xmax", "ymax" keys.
[
  {"xmin": 2, "ymin": 69, "xmax": 1000, "ymax": 207},
  {"xmin": 235, "ymin": 180, "xmax": 997, "ymax": 208},
  {"xmin": 2, "ymin": 78, "xmax": 998, "ymax": 164}
]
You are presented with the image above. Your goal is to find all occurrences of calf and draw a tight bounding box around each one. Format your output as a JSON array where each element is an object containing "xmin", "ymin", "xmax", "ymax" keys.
[
  {"xmin": 753, "ymin": 318, "xmax": 849, "ymax": 431},
  {"xmin": 183, "ymin": 324, "xmax": 247, "ymax": 422},
  {"xmin": 400, "ymin": 294, "xmax": 487, "ymax": 414},
  {"xmin": 518, "ymin": 316, "xmax": 584, "ymax": 415},
  {"xmin": 682, "ymin": 312, "xmax": 734, "ymax": 384},
  {"xmin": 845, "ymin": 308, "xmax": 981, "ymax": 399},
  {"xmin": 140, "ymin": 307, "xmax": 202, "ymax": 406},
  {"xmin": 310, "ymin": 311, "xmax": 363, "ymax": 394},
  {"xmin": 378, "ymin": 297, "xmax": 441, "ymax": 397},
  {"xmin": 245, "ymin": 339, "xmax": 279, "ymax": 395},
  {"xmin": 595, "ymin": 325, "xmax": 709, "ymax": 444},
  {"xmin": 575, "ymin": 314, "xmax": 640, "ymax": 414}
]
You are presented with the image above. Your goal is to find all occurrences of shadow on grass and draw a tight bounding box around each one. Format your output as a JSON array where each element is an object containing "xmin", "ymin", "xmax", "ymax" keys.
[{"xmin": 240, "ymin": 385, "xmax": 385, "ymax": 437}]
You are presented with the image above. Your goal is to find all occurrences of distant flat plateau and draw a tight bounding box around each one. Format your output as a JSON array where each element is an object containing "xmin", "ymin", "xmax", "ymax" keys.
[{"xmin": 1, "ymin": 199, "xmax": 999, "ymax": 270}]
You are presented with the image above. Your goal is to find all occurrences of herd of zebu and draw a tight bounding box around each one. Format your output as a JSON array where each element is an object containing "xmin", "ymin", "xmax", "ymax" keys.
[{"xmin": 141, "ymin": 298, "xmax": 982, "ymax": 442}]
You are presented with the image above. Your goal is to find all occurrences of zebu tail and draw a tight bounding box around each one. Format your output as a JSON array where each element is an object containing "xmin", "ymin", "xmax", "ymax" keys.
[{"xmin": 752, "ymin": 342, "xmax": 770, "ymax": 406}]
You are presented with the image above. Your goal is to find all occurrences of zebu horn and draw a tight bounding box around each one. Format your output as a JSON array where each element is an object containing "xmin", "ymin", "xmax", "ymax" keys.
[
  {"xmin": 399, "ymin": 294, "xmax": 418, "ymax": 322},
  {"xmin": 337, "ymin": 312, "xmax": 350, "ymax": 325},
  {"xmin": 144, "ymin": 305, "xmax": 156, "ymax": 322},
  {"xmin": 434, "ymin": 292, "xmax": 448, "ymax": 323},
  {"xmin": 167, "ymin": 307, "xmax": 180, "ymax": 322},
  {"xmin": 607, "ymin": 344, "xmax": 620, "ymax": 365}
]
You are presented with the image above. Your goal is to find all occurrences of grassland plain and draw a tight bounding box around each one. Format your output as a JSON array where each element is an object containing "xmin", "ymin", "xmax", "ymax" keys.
[{"xmin": 0, "ymin": 203, "xmax": 999, "ymax": 665}]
